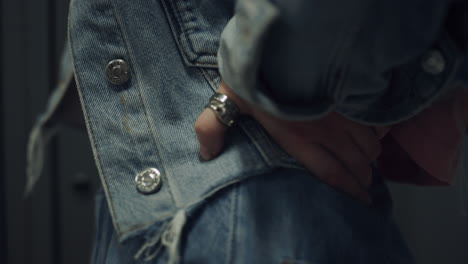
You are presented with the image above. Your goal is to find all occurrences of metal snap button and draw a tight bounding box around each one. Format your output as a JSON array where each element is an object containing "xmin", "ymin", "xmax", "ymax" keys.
[
  {"xmin": 421, "ymin": 50, "xmax": 445, "ymax": 75},
  {"xmin": 135, "ymin": 168, "xmax": 162, "ymax": 194},
  {"xmin": 106, "ymin": 59, "xmax": 130, "ymax": 85}
]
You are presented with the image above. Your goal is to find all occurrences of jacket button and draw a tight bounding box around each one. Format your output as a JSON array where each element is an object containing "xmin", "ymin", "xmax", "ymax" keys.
[
  {"xmin": 135, "ymin": 168, "xmax": 162, "ymax": 194},
  {"xmin": 106, "ymin": 59, "xmax": 130, "ymax": 85},
  {"xmin": 421, "ymin": 50, "xmax": 445, "ymax": 75}
]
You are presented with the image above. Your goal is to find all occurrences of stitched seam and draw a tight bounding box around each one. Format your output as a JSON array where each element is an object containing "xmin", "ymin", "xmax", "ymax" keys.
[
  {"xmin": 172, "ymin": 1, "xmax": 218, "ymax": 56},
  {"xmin": 161, "ymin": 0, "xmax": 217, "ymax": 65},
  {"xmin": 68, "ymin": 0, "xmax": 122, "ymax": 235},
  {"xmin": 160, "ymin": 0, "xmax": 218, "ymax": 67},
  {"xmin": 226, "ymin": 184, "xmax": 239, "ymax": 264},
  {"xmin": 200, "ymin": 69, "xmax": 220, "ymax": 91}
]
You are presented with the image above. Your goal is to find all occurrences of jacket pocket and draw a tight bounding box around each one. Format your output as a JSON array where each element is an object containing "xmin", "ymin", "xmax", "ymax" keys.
[{"xmin": 160, "ymin": 0, "xmax": 234, "ymax": 68}]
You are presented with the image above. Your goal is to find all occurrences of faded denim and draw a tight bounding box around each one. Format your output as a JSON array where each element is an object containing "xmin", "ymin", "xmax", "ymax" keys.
[
  {"xmin": 64, "ymin": 0, "xmax": 466, "ymax": 263},
  {"xmin": 92, "ymin": 169, "xmax": 414, "ymax": 264}
]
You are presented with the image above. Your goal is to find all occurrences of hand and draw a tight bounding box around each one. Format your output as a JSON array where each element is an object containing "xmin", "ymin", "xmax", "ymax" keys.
[{"xmin": 195, "ymin": 81, "xmax": 388, "ymax": 203}]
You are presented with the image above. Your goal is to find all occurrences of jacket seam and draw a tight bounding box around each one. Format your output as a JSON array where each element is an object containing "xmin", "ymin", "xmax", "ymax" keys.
[
  {"xmin": 67, "ymin": 0, "xmax": 123, "ymax": 236},
  {"xmin": 160, "ymin": 0, "xmax": 218, "ymax": 67},
  {"xmin": 226, "ymin": 183, "xmax": 239, "ymax": 264}
]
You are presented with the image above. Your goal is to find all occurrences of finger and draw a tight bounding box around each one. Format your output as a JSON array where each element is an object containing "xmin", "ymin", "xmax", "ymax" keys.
[
  {"xmin": 331, "ymin": 113, "xmax": 384, "ymax": 160},
  {"xmin": 216, "ymin": 81, "xmax": 252, "ymax": 115},
  {"xmin": 289, "ymin": 142, "xmax": 371, "ymax": 204},
  {"xmin": 347, "ymin": 127, "xmax": 382, "ymax": 162},
  {"xmin": 323, "ymin": 133, "xmax": 373, "ymax": 188},
  {"xmin": 194, "ymin": 108, "xmax": 226, "ymax": 160},
  {"xmin": 372, "ymin": 126, "xmax": 391, "ymax": 139}
]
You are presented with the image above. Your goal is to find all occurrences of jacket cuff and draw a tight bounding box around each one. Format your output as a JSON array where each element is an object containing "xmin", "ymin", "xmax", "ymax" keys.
[
  {"xmin": 218, "ymin": 0, "xmax": 333, "ymax": 121},
  {"xmin": 336, "ymin": 33, "xmax": 464, "ymax": 125}
]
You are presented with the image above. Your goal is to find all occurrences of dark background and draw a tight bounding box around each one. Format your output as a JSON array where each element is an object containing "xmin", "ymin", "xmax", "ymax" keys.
[
  {"xmin": 2, "ymin": 0, "xmax": 100, "ymax": 263},
  {"xmin": 1, "ymin": 0, "xmax": 468, "ymax": 263}
]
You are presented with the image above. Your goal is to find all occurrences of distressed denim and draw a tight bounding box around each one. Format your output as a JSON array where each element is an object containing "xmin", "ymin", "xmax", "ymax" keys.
[
  {"xmin": 92, "ymin": 168, "xmax": 414, "ymax": 264},
  {"xmin": 63, "ymin": 0, "xmax": 464, "ymax": 262}
]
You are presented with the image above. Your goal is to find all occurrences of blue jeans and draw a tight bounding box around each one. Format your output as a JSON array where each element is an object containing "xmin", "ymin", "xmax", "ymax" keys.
[{"xmin": 91, "ymin": 168, "xmax": 414, "ymax": 264}]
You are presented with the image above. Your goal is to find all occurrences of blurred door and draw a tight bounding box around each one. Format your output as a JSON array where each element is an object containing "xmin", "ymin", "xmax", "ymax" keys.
[{"xmin": 2, "ymin": 0, "xmax": 100, "ymax": 263}]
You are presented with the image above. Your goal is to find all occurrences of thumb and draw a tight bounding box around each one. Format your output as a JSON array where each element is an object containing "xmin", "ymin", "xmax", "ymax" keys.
[{"xmin": 194, "ymin": 107, "xmax": 227, "ymax": 160}]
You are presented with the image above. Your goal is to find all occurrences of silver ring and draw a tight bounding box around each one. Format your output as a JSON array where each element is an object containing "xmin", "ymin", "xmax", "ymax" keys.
[{"xmin": 205, "ymin": 93, "xmax": 240, "ymax": 127}]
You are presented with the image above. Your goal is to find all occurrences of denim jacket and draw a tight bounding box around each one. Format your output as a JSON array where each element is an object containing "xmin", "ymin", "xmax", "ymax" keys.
[
  {"xmin": 28, "ymin": 0, "xmax": 467, "ymax": 262},
  {"xmin": 67, "ymin": 0, "xmax": 300, "ymax": 246}
]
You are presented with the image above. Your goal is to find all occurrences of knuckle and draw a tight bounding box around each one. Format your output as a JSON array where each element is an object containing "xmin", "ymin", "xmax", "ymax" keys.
[
  {"xmin": 195, "ymin": 120, "xmax": 224, "ymax": 142},
  {"xmin": 194, "ymin": 121, "xmax": 205, "ymax": 135},
  {"xmin": 194, "ymin": 122, "xmax": 213, "ymax": 137}
]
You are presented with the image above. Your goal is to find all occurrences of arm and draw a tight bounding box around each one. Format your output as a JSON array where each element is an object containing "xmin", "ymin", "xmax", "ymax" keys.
[
  {"xmin": 195, "ymin": 0, "xmax": 467, "ymax": 202},
  {"xmin": 219, "ymin": 0, "xmax": 462, "ymax": 124}
]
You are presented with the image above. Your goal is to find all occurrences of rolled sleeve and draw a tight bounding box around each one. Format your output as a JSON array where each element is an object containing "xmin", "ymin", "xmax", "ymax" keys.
[
  {"xmin": 218, "ymin": 0, "xmax": 334, "ymax": 120},
  {"xmin": 219, "ymin": 0, "xmax": 464, "ymax": 124}
]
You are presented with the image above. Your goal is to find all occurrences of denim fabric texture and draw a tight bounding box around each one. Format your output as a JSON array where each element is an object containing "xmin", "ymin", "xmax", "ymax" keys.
[
  {"xmin": 92, "ymin": 169, "xmax": 414, "ymax": 264},
  {"xmin": 66, "ymin": 0, "xmax": 448, "ymax": 262},
  {"xmin": 219, "ymin": 0, "xmax": 468, "ymax": 124},
  {"xmin": 69, "ymin": 0, "xmax": 297, "ymax": 250}
]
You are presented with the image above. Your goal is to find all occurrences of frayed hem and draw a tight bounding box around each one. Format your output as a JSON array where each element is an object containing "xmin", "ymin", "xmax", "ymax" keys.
[{"xmin": 134, "ymin": 209, "xmax": 187, "ymax": 264}]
